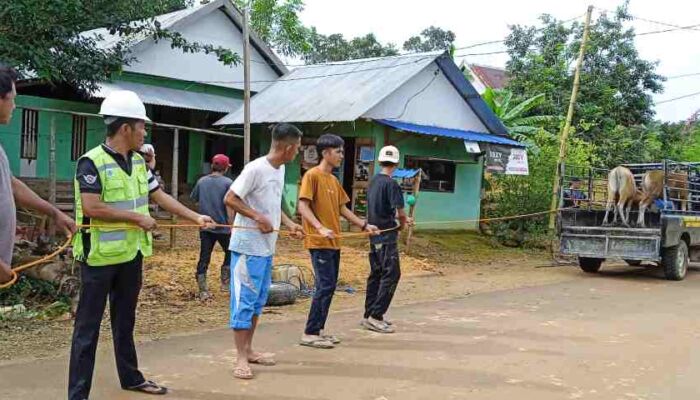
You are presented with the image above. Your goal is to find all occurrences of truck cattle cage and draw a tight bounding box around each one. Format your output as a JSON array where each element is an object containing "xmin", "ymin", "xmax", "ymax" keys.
[{"xmin": 557, "ymin": 161, "xmax": 700, "ymax": 280}]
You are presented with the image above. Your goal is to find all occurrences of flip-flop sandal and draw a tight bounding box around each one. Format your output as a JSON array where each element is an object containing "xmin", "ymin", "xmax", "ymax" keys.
[
  {"xmin": 126, "ymin": 380, "xmax": 168, "ymax": 395},
  {"xmin": 299, "ymin": 338, "xmax": 335, "ymax": 349},
  {"xmin": 249, "ymin": 355, "xmax": 276, "ymax": 366},
  {"xmin": 234, "ymin": 366, "xmax": 254, "ymax": 380}
]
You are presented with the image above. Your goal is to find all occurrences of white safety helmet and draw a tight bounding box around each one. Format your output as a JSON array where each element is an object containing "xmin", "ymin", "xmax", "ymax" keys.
[
  {"xmin": 378, "ymin": 145, "xmax": 400, "ymax": 164},
  {"xmin": 99, "ymin": 90, "xmax": 151, "ymax": 123}
]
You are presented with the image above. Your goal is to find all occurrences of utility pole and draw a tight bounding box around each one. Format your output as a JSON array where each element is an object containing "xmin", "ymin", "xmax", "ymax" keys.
[
  {"xmin": 548, "ymin": 5, "xmax": 594, "ymax": 230},
  {"xmin": 170, "ymin": 128, "xmax": 179, "ymax": 249},
  {"xmin": 243, "ymin": 2, "xmax": 252, "ymax": 164},
  {"xmin": 49, "ymin": 116, "xmax": 57, "ymax": 237}
]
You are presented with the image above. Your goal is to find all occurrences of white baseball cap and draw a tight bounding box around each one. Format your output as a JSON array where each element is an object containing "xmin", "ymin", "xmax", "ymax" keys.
[{"xmin": 378, "ymin": 145, "xmax": 400, "ymax": 164}]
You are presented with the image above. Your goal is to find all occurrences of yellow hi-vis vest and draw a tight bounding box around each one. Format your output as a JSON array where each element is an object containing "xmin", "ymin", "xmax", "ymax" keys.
[{"xmin": 73, "ymin": 146, "xmax": 153, "ymax": 266}]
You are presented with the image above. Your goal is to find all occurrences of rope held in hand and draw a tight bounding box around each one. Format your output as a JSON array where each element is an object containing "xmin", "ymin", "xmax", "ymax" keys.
[{"xmin": 0, "ymin": 207, "xmax": 571, "ymax": 289}]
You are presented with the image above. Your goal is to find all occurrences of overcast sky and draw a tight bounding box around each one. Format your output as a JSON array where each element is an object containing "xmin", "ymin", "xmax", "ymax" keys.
[{"xmin": 299, "ymin": 0, "xmax": 700, "ymax": 123}]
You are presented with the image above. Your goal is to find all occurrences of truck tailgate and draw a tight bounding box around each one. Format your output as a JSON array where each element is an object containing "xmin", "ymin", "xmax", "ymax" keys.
[{"xmin": 560, "ymin": 226, "xmax": 662, "ymax": 261}]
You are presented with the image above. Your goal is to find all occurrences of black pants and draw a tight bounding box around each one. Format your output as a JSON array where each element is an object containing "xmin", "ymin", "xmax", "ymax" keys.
[
  {"xmin": 68, "ymin": 254, "xmax": 145, "ymax": 400},
  {"xmin": 304, "ymin": 249, "xmax": 340, "ymax": 335},
  {"xmin": 364, "ymin": 242, "xmax": 401, "ymax": 320},
  {"xmin": 196, "ymin": 231, "xmax": 231, "ymax": 277}
]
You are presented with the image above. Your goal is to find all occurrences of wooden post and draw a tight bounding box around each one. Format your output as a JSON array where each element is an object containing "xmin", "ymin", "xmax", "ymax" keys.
[
  {"xmin": 170, "ymin": 128, "xmax": 179, "ymax": 249},
  {"xmin": 405, "ymin": 171, "xmax": 422, "ymax": 251},
  {"xmin": 548, "ymin": 5, "xmax": 594, "ymax": 230},
  {"xmin": 243, "ymin": 3, "xmax": 252, "ymax": 165},
  {"xmin": 48, "ymin": 116, "xmax": 57, "ymax": 237}
]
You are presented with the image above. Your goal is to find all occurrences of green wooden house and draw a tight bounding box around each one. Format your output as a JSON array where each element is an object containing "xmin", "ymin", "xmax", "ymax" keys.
[
  {"xmin": 215, "ymin": 52, "xmax": 524, "ymax": 229},
  {"xmin": 0, "ymin": 0, "xmax": 285, "ymax": 199}
]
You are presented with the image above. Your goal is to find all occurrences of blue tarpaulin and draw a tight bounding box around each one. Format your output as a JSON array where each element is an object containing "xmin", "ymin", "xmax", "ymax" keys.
[
  {"xmin": 376, "ymin": 119, "xmax": 525, "ymax": 147},
  {"xmin": 392, "ymin": 169, "xmax": 420, "ymax": 179}
]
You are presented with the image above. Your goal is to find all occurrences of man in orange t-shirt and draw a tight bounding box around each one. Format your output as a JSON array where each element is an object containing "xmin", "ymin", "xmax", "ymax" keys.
[{"xmin": 297, "ymin": 134, "xmax": 379, "ymax": 349}]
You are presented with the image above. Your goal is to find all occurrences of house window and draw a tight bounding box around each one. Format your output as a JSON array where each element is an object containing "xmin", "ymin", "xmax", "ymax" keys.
[
  {"xmin": 404, "ymin": 156, "xmax": 457, "ymax": 193},
  {"xmin": 20, "ymin": 109, "xmax": 39, "ymax": 160},
  {"xmin": 71, "ymin": 116, "xmax": 87, "ymax": 161}
]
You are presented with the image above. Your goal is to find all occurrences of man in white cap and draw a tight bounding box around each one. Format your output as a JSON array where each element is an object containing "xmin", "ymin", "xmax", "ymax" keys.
[
  {"xmin": 361, "ymin": 145, "xmax": 413, "ymax": 334},
  {"xmin": 69, "ymin": 90, "xmax": 215, "ymax": 399}
]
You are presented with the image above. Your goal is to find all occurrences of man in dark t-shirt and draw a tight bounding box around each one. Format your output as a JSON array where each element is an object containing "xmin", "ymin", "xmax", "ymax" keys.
[
  {"xmin": 190, "ymin": 154, "xmax": 235, "ymax": 300},
  {"xmin": 362, "ymin": 145, "xmax": 413, "ymax": 334}
]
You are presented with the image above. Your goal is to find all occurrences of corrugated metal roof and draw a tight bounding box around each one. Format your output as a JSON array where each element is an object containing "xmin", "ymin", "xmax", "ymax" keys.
[
  {"xmin": 93, "ymin": 81, "xmax": 242, "ymax": 113},
  {"xmin": 376, "ymin": 119, "xmax": 524, "ymax": 147},
  {"xmin": 214, "ymin": 52, "xmax": 442, "ymax": 125}
]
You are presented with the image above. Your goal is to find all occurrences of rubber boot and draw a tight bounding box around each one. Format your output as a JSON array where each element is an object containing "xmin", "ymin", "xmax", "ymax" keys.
[
  {"xmin": 220, "ymin": 264, "xmax": 230, "ymax": 292},
  {"xmin": 197, "ymin": 274, "xmax": 212, "ymax": 301}
]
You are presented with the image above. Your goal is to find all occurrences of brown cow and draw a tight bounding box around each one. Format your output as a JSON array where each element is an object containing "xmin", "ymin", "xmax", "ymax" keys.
[
  {"xmin": 637, "ymin": 170, "xmax": 689, "ymax": 227},
  {"xmin": 602, "ymin": 166, "xmax": 641, "ymax": 227}
]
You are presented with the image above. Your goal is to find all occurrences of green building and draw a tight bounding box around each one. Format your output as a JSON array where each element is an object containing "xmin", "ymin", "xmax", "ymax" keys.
[{"xmin": 216, "ymin": 52, "xmax": 524, "ymax": 229}]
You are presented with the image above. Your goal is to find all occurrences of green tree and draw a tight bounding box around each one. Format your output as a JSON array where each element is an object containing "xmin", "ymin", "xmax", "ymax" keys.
[
  {"xmin": 235, "ymin": 0, "xmax": 310, "ymax": 57},
  {"xmin": 504, "ymin": 3, "xmax": 664, "ymax": 167},
  {"xmin": 1, "ymin": 0, "xmax": 240, "ymax": 92},
  {"xmin": 303, "ymin": 29, "xmax": 398, "ymax": 64},
  {"xmin": 403, "ymin": 26, "xmax": 456, "ymax": 53}
]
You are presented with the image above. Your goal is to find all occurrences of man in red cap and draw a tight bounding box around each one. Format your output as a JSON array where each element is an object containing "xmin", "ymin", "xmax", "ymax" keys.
[{"xmin": 190, "ymin": 154, "xmax": 235, "ymax": 300}]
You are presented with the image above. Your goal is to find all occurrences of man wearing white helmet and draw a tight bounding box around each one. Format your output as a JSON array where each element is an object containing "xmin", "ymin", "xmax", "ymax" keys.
[
  {"xmin": 68, "ymin": 90, "xmax": 215, "ymax": 399},
  {"xmin": 361, "ymin": 145, "xmax": 413, "ymax": 334}
]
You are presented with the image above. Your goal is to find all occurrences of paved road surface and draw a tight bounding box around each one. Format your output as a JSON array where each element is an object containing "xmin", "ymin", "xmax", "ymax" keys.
[{"xmin": 2, "ymin": 265, "xmax": 700, "ymax": 399}]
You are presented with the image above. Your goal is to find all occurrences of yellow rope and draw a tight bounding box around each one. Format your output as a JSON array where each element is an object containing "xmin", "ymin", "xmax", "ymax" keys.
[{"xmin": 0, "ymin": 207, "xmax": 571, "ymax": 290}]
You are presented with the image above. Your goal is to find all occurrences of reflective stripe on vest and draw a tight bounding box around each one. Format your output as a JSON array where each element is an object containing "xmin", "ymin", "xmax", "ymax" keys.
[{"xmin": 105, "ymin": 195, "xmax": 149, "ymax": 211}]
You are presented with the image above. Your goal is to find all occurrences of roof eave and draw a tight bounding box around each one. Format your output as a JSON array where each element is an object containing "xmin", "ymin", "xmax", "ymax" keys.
[{"xmin": 434, "ymin": 53, "xmax": 509, "ymax": 136}]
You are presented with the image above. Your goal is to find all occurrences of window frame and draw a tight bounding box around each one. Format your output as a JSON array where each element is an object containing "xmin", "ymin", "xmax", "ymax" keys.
[
  {"xmin": 404, "ymin": 156, "xmax": 458, "ymax": 193},
  {"xmin": 20, "ymin": 109, "xmax": 39, "ymax": 160}
]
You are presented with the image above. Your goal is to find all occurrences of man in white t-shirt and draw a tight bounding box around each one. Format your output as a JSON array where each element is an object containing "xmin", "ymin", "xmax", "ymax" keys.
[{"xmin": 224, "ymin": 123, "xmax": 304, "ymax": 380}]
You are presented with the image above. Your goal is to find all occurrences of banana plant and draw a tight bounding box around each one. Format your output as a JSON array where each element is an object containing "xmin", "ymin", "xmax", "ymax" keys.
[{"xmin": 482, "ymin": 88, "xmax": 557, "ymax": 151}]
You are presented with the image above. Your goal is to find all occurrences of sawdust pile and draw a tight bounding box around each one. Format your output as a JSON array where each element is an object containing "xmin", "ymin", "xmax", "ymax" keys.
[{"xmin": 142, "ymin": 229, "xmax": 439, "ymax": 304}]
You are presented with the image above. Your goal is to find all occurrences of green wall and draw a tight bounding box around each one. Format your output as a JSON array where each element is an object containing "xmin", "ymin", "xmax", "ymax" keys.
[
  {"xmin": 0, "ymin": 96, "xmax": 102, "ymax": 179},
  {"xmin": 387, "ymin": 129, "xmax": 483, "ymax": 230},
  {"xmin": 275, "ymin": 121, "xmax": 482, "ymax": 230},
  {"xmin": 187, "ymin": 132, "xmax": 205, "ymax": 184}
]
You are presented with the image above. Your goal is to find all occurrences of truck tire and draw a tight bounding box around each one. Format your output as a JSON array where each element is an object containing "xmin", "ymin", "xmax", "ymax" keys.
[
  {"xmin": 624, "ymin": 259, "xmax": 642, "ymax": 266},
  {"xmin": 579, "ymin": 257, "xmax": 603, "ymax": 273},
  {"xmin": 661, "ymin": 241, "xmax": 689, "ymax": 281}
]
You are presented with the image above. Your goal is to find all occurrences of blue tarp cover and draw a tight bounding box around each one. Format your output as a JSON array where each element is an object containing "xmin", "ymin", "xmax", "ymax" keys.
[
  {"xmin": 376, "ymin": 119, "xmax": 524, "ymax": 147},
  {"xmin": 392, "ymin": 169, "xmax": 420, "ymax": 179}
]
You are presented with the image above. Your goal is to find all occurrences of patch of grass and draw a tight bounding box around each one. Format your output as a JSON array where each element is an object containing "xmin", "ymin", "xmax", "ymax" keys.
[
  {"xmin": 405, "ymin": 230, "xmax": 544, "ymax": 265},
  {"xmin": 0, "ymin": 276, "xmax": 71, "ymax": 322}
]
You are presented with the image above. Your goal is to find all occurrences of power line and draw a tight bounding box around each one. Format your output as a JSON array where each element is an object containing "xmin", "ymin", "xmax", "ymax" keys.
[
  {"xmin": 247, "ymin": 14, "xmax": 588, "ymax": 69},
  {"xmin": 596, "ymin": 7, "xmax": 700, "ymax": 33},
  {"xmin": 636, "ymin": 24, "xmax": 700, "ymax": 37},
  {"xmin": 667, "ymin": 72, "xmax": 700, "ymax": 80},
  {"xmin": 656, "ymin": 91, "xmax": 700, "ymax": 105}
]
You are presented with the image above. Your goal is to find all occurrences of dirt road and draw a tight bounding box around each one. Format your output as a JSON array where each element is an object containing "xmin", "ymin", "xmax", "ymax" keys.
[{"xmin": 2, "ymin": 263, "xmax": 700, "ymax": 399}]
